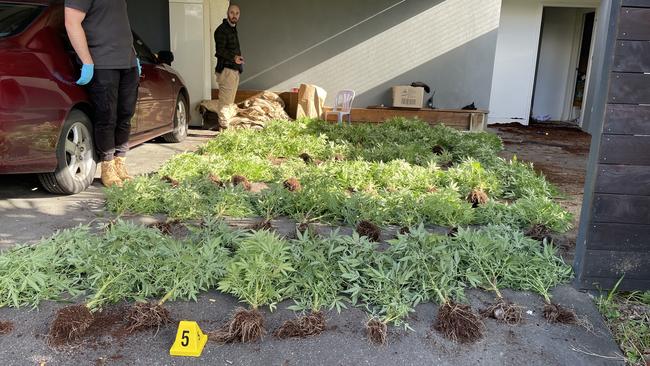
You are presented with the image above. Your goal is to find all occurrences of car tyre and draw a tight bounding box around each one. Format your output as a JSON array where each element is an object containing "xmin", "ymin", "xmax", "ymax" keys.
[
  {"xmin": 38, "ymin": 110, "xmax": 97, "ymax": 195},
  {"xmin": 162, "ymin": 94, "xmax": 188, "ymax": 143}
]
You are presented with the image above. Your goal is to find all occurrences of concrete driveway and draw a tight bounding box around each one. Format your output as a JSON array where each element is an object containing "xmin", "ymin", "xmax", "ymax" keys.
[{"xmin": 0, "ymin": 129, "xmax": 217, "ymax": 249}]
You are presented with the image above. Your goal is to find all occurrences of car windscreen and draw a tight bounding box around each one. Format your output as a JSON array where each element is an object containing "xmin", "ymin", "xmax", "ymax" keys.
[{"xmin": 0, "ymin": 3, "xmax": 43, "ymax": 39}]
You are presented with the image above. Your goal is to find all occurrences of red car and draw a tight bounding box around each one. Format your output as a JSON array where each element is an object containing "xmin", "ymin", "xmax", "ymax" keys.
[{"xmin": 0, "ymin": 0, "xmax": 190, "ymax": 194}]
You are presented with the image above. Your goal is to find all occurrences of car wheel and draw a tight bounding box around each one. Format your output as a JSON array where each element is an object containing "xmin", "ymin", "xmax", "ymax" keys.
[
  {"xmin": 162, "ymin": 94, "xmax": 188, "ymax": 143},
  {"xmin": 38, "ymin": 110, "xmax": 97, "ymax": 195}
]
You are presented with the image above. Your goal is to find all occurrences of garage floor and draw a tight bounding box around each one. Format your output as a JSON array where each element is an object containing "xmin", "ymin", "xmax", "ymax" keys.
[{"xmin": 0, "ymin": 123, "xmax": 623, "ymax": 366}]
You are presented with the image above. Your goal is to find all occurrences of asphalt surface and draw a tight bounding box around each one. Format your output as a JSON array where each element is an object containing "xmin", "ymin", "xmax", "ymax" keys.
[
  {"xmin": 0, "ymin": 287, "xmax": 624, "ymax": 366},
  {"xmin": 0, "ymin": 127, "xmax": 625, "ymax": 366}
]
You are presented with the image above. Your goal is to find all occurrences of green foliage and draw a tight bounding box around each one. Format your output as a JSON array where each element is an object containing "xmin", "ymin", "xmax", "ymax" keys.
[
  {"xmin": 104, "ymin": 119, "xmax": 571, "ymax": 233},
  {"xmin": 218, "ymin": 230, "xmax": 294, "ymax": 310},
  {"xmin": 284, "ymin": 231, "xmax": 349, "ymax": 313},
  {"xmin": 597, "ymin": 289, "xmax": 650, "ymax": 366}
]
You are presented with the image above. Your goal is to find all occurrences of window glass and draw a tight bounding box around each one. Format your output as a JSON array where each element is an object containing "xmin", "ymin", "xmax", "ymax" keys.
[
  {"xmin": 0, "ymin": 4, "xmax": 43, "ymax": 39},
  {"xmin": 133, "ymin": 32, "xmax": 157, "ymax": 64}
]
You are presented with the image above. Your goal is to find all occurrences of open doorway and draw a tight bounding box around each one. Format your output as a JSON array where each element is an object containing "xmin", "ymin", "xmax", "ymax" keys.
[{"xmin": 531, "ymin": 7, "xmax": 596, "ymax": 125}]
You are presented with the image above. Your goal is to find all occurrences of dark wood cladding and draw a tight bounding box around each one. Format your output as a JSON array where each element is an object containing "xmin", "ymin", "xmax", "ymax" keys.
[
  {"xmin": 622, "ymin": 0, "xmax": 650, "ymax": 7},
  {"xmin": 618, "ymin": 7, "xmax": 650, "ymax": 40},
  {"xmin": 599, "ymin": 135, "xmax": 650, "ymax": 166},
  {"xmin": 604, "ymin": 104, "xmax": 650, "ymax": 134},
  {"xmin": 577, "ymin": 1, "xmax": 650, "ymax": 291},
  {"xmin": 588, "ymin": 223, "xmax": 650, "ymax": 252},
  {"xmin": 613, "ymin": 41, "xmax": 650, "ymax": 72},
  {"xmin": 609, "ymin": 73, "xmax": 650, "ymax": 104},
  {"xmin": 593, "ymin": 194, "xmax": 650, "ymax": 225},
  {"xmin": 582, "ymin": 250, "xmax": 650, "ymax": 280},
  {"xmin": 595, "ymin": 164, "xmax": 650, "ymax": 195}
]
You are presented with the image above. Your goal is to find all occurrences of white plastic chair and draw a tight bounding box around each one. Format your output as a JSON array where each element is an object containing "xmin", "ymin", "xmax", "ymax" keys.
[{"xmin": 326, "ymin": 89, "xmax": 355, "ymax": 126}]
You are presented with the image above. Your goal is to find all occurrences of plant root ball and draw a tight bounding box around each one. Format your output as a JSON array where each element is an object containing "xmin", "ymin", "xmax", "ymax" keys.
[
  {"xmin": 432, "ymin": 145, "xmax": 445, "ymax": 155},
  {"xmin": 525, "ymin": 224, "xmax": 552, "ymax": 241},
  {"xmin": 543, "ymin": 303, "xmax": 578, "ymax": 324},
  {"xmin": 366, "ymin": 318, "xmax": 387, "ymax": 345},
  {"xmin": 467, "ymin": 189, "xmax": 489, "ymax": 207},
  {"xmin": 250, "ymin": 219, "xmax": 273, "ymax": 231},
  {"xmin": 48, "ymin": 304, "xmax": 94, "ymax": 345},
  {"xmin": 399, "ymin": 226, "xmax": 411, "ymax": 235},
  {"xmin": 209, "ymin": 174, "xmax": 224, "ymax": 188},
  {"xmin": 0, "ymin": 321, "xmax": 14, "ymax": 335},
  {"xmin": 356, "ymin": 220, "xmax": 381, "ymax": 242},
  {"xmin": 299, "ymin": 153, "xmax": 313, "ymax": 164},
  {"xmin": 148, "ymin": 220, "xmax": 181, "ymax": 236},
  {"xmin": 210, "ymin": 307, "xmax": 265, "ymax": 343},
  {"xmin": 274, "ymin": 311, "xmax": 326, "ymax": 339},
  {"xmin": 480, "ymin": 300, "xmax": 523, "ymax": 325},
  {"xmin": 126, "ymin": 302, "xmax": 172, "ymax": 333},
  {"xmin": 231, "ymin": 175, "xmax": 252, "ymax": 191},
  {"xmin": 283, "ymin": 178, "xmax": 302, "ymax": 192},
  {"xmin": 434, "ymin": 302, "xmax": 484, "ymax": 344},
  {"xmin": 161, "ymin": 175, "xmax": 180, "ymax": 187}
]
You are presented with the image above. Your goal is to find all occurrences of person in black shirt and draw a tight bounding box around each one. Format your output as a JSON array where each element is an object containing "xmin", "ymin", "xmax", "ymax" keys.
[
  {"xmin": 214, "ymin": 4, "xmax": 244, "ymax": 129},
  {"xmin": 64, "ymin": 0, "xmax": 139, "ymax": 187}
]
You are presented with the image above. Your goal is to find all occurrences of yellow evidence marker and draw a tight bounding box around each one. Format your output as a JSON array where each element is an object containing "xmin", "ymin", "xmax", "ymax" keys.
[{"xmin": 170, "ymin": 320, "xmax": 208, "ymax": 357}]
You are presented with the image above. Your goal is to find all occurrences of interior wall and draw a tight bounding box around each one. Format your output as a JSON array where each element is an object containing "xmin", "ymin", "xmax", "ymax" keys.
[
  {"xmin": 230, "ymin": 0, "xmax": 502, "ymax": 109},
  {"xmin": 127, "ymin": 0, "xmax": 170, "ymax": 53},
  {"xmin": 532, "ymin": 7, "xmax": 580, "ymax": 121},
  {"xmin": 488, "ymin": 0, "xmax": 600, "ymax": 125}
]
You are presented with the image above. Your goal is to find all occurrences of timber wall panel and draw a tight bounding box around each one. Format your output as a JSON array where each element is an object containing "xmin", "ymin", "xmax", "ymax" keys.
[
  {"xmin": 608, "ymin": 73, "xmax": 650, "ymax": 104},
  {"xmin": 599, "ymin": 135, "xmax": 650, "ymax": 165},
  {"xmin": 577, "ymin": 2, "xmax": 650, "ymax": 291},
  {"xmin": 604, "ymin": 105, "xmax": 650, "ymax": 134},
  {"xmin": 592, "ymin": 194, "xmax": 650, "ymax": 225},
  {"xmin": 589, "ymin": 223, "xmax": 650, "ymax": 252},
  {"xmin": 618, "ymin": 7, "xmax": 650, "ymax": 40},
  {"xmin": 582, "ymin": 250, "xmax": 650, "ymax": 279},
  {"xmin": 595, "ymin": 165, "xmax": 650, "ymax": 195},
  {"xmin": 613, "ymin": 41, "xmax": 650, "ymax": 72}
]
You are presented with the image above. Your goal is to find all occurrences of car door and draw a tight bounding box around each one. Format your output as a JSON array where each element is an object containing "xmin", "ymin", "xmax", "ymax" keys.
[{"xmin": 133, "ymin": 33, "xmax": 175, "ymax": 134}]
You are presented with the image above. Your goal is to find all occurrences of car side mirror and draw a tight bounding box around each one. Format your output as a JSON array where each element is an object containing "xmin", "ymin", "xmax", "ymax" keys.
[{"xmin": 157, "ymin": 51, "xmax": 174, "ymax": 65}]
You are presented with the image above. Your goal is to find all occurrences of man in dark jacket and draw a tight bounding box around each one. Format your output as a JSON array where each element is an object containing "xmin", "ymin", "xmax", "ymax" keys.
[
  {"xmin": 214, "ymin": 4, "xmax": 244, "ymax": 128},
  {"xmin": 64, "ymin": 0, "xmax": 140, "ymax": 187}
]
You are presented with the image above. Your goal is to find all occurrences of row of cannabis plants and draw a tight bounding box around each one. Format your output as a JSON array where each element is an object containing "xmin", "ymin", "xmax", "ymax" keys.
[
  {"xmin": 0, "ymin": 220, "xmax": 574, "ymax": 345},
  {"xmin": 105, "ymin": 119, "xmax": 572, "ymax": 234}
]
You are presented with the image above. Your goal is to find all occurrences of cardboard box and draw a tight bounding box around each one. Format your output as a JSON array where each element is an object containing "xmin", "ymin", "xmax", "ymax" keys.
[{"xmin": 392, "ymin": 86, "xmax": 425, "ymax": 108}]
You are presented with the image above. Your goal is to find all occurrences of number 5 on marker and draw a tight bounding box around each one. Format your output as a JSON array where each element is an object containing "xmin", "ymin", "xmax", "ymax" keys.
[{"xmin": 170, "ymin": 321, "xmax": 208, "ymax": 357}]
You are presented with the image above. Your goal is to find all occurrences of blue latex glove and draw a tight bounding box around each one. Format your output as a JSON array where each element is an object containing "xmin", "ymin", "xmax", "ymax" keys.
[
  {"xmin": 76, "ymin": 64, "xmax": 94, "ymax": 85},
  {"xmin": 136, "ymin": 58, "xmax": 142, "ymax": 77}
]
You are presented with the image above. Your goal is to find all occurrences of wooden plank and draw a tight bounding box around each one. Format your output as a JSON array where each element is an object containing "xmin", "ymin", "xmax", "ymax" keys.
[
  {"xmin": 599, "ymin": 134, "xmax": 650, "ymax": 166},
  {"xmin": 618, "ymin": 7, "xmax": 650, "ymax": 40},
  {"xmin": 596, "ymin": 164, "xmax": 650, "ymax": 195},
  {"xmin": 324, "ymin": 108, "xmax": 472, "ymax": 130},
  {"xmin": 609, "ymin": 73, "xmax": 650, "ymax": 104},
  {"xmin": 593, "ymin": 193, "xmax": 650, "ymax": 224},
  {"xmin": 622, "ymin": 0, "xmax": 650, "ymax": 7},
  {"xmin": 582, "ymin": 250, "xmax": 650, "ymax": 280},
  {"xmin": 613, "ymin": 41, "xmax": 650, "ymax": 72},
  {"xmin": 588, "ymin": 222, "xmax": 650, "ymax": 251},
  {"xmin": 604, "ymin": 104, "xmax": 650, "ymax": 134},
  {"xmin": 578, "ymin": 276, "xmax": 650, "ymax": 292}
]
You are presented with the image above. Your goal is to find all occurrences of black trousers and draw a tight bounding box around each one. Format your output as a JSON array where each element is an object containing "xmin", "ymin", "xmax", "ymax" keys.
[{"xmin": 86, "ymin": 68, "xmax": 139, "ymax": 162}]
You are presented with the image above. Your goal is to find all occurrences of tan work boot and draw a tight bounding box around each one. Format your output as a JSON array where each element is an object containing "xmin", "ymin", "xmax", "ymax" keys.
[
  {"xmin": 101, "ymin": 160, "xmax": 123, "ymax": 187},
  {"xmin": 114, "ymin": 156, "xmax": 133, "ymax": 181}
]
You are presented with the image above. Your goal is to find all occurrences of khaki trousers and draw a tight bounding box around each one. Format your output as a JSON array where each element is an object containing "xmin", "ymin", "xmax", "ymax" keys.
[{"xmin": 216, "ymin": 68, "xmax": 240, "ymax": 128}]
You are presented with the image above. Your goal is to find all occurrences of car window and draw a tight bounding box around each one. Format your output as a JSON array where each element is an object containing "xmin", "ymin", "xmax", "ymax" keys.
[
  {"xmin": 0, "ymin": 4, "xmax": 43, "ymax": 39},
  {"xmin": 133, "ymin": 32, "xmax": 157, "ymax": 64}
]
